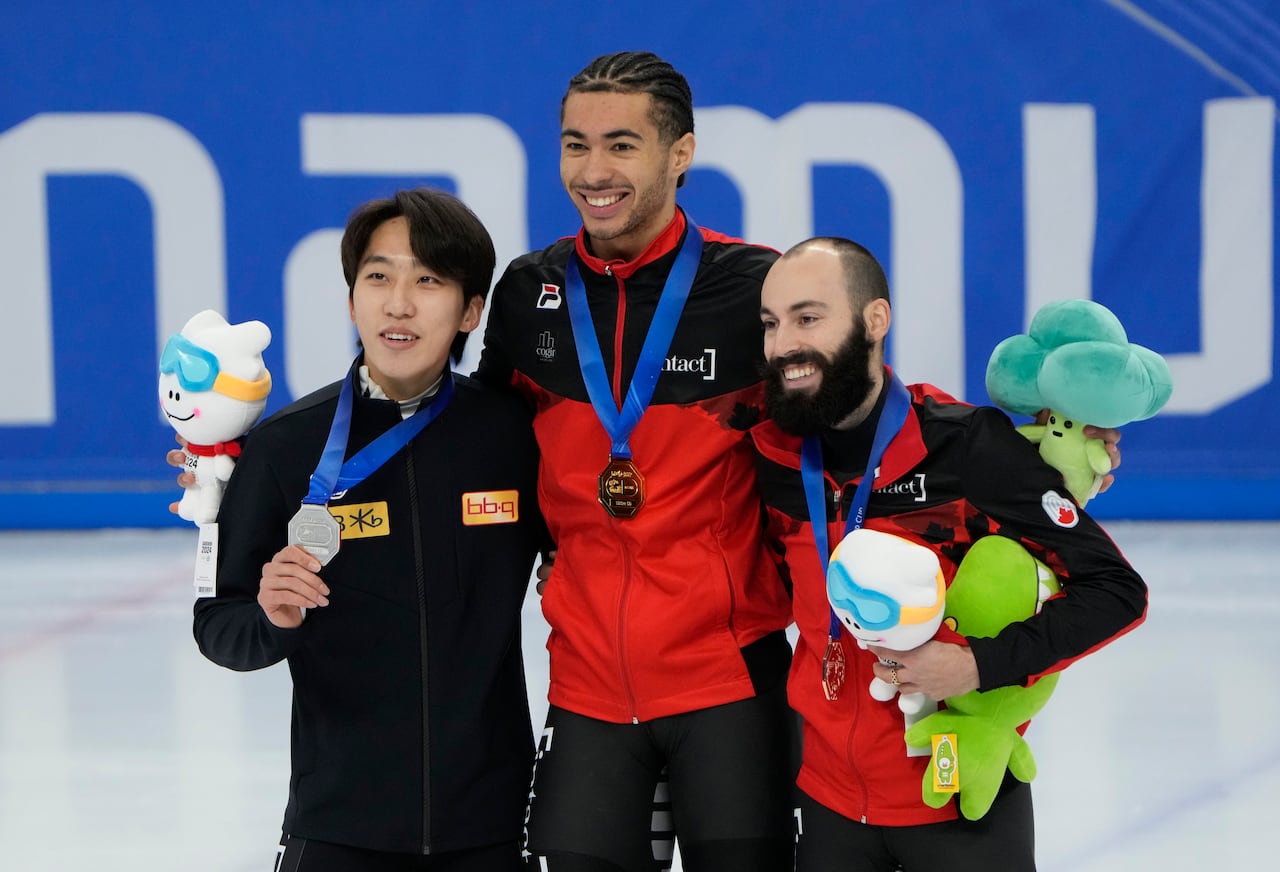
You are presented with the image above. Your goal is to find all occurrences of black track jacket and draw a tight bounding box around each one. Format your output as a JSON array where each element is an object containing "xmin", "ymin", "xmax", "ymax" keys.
[{"xmin": 193, "ymin": 360, "xmax": 548, "ymax": 855}]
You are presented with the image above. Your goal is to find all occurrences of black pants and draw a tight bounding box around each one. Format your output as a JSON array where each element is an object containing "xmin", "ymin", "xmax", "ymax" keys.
[
  {"xmin": 523, "ymin": 658, "xmax": 796, "ymax": 872},
  {"xmin": 793, "ymin": 772, "xmax": 1036, "ymax": 872},
  {"xmin": 274, "ymin": 835, "xmax": 530, "ymax": 871}
]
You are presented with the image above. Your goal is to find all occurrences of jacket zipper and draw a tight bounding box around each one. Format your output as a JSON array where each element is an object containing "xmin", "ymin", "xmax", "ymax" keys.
[
  {"xmin": 605, "ymin": 264, "xmax": 641, "ymax": 722},
  {"xmin": 607, "ymin": 264, "xmax": 627, "ymax": 405},
  {"xmin": 829, "ymin": 473, "xmax": 870, "ymax": 818},
  {"xmin": 845, "ymin": 680, "xmax": 871, "ymax": 822},
  {"xmin": 407, "ymin": 452, "xmax": 432, "ymax": 853}
]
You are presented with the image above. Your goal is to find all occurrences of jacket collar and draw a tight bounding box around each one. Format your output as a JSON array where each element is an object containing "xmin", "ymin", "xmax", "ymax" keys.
[{"xmin": 573, "ymin": 208, "xmax": 688, "ymax": 280}]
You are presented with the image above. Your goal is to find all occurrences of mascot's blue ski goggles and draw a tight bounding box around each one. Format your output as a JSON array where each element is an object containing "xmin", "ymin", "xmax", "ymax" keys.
[
  {"xmin": 828, "ymin": 564, "xmax": 945, "ymax": 631},
  {"xmin": 160, "ymin": 334, "xmax": 271, "ymax": 402}
]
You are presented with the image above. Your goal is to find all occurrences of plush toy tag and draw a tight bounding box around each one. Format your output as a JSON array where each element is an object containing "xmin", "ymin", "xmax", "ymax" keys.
[
  {"xmin": 930, "ymin": 733, "xmax": 960, "ymax": 794},
  {"xmin": 193, "ymin": 522, "xmax": 219, "ymax": 597}
]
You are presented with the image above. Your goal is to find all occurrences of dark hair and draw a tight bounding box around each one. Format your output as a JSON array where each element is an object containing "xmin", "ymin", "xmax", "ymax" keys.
[
  {"xmin": 563, "ymin": 51, "xmax": 695, "ymax": 187},
  {"xmin": 784, "ymin": 237, "xmax": 892, "ymax": 309},
  {"xmin": 340, "ymin": 188, "xmax": 496, "ymax": 362}
]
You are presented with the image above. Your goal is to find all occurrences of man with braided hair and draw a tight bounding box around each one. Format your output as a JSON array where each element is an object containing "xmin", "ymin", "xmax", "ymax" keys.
[{"xmin": 476, "ymin": 52, "xmax": 796, "ymax": 871}]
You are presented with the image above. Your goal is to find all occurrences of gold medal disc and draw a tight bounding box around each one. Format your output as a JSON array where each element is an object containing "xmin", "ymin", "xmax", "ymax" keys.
[{"xmin": 598, "ymin": 458, "xmax": 644, "ymax": 518}]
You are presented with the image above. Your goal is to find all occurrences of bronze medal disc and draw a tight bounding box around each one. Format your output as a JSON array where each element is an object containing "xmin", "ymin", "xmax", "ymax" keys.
[{"xmin": 821, "ymin": 635, "xmax": 847, "ymax": 701}]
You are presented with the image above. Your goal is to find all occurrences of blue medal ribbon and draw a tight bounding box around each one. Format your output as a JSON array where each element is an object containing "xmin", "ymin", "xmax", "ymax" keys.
[
  {"xmin": 563, "ymin": 218, "xmax": 703, "ymax": 460},
  {"xmin": 303, "ymin": 365, "xmax": 455, "ymax": 505},
  {"xmin": 800, "ymin": 373, "xmax": 912, "ymax": 642}
]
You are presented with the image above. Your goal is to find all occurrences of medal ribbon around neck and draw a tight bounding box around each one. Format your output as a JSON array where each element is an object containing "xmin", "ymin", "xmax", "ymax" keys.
[
  {"xmin": 563, "ymin": 218, "xmax": 703, "ymax": 461},
  {"xmin": 800, "ymin": 373, "xmax": 911, "ymax": 695},
  {"xmin": 303, "ymin": 365, "xmax": 456, "ymax": 506}
]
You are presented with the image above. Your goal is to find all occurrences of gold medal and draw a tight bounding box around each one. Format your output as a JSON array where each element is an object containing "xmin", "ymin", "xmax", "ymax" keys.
[
  {"xmin": 598, "ymin": 458, "xmax": 644, "ymax": 518},
  {"xmin": 821, "ymin": 635, "xmax": 846, "ymax": 701}
]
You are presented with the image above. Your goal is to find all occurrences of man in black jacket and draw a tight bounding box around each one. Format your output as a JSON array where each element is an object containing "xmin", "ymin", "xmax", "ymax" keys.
[{"xmin": 190, "ymin": 188, "xmax": 548, "ymax": 870}]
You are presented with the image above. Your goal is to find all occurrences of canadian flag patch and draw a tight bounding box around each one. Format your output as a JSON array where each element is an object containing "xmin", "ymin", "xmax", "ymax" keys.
[{"xmin": 1041, "ymin": 490, "xmax": 1079, "ymax": 528}]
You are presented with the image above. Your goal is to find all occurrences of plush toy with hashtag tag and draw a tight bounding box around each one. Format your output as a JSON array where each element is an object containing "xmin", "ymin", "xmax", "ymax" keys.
[
  {"xmin": 158, "ymin": 310, "xmax": 271, "ymax": 524},
  {"xmin": 903, "ymin": 535, "xmax": 1061, "ymax": 820}
]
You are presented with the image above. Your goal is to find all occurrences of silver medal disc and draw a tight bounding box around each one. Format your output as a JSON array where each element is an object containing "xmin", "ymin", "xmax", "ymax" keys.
[{"xmin": 287, "ymin": 503, "xmax": 341, "ymax": 566}]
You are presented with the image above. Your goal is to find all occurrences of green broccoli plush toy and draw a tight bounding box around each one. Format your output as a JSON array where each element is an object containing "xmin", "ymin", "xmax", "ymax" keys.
[
  {"xmin": 985, "ymin": 299, "xmax": 1173, "ymax": 505},
  {"xmin": 903, "ymin": 535, "xmax": 1061, "ymax": 820}
]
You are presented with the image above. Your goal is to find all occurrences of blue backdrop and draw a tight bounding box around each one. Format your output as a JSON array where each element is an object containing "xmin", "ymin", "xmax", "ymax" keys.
[{"xmin": 2, "ymin": 0, "xmax": 1277, "ymax": 528}]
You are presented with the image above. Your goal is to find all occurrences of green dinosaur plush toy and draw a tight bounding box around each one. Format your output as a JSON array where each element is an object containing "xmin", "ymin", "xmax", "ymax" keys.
[
  {"xmin": 903, "ymin": 535, "xmax": 1061, "ymax": 820},
  {"xmin": 985, "ymin": 299, "xmax": 1173, "ymax": 505}
]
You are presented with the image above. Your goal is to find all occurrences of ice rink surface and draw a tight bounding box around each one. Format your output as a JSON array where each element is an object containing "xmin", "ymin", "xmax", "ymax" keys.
[{"xmin": 0, "ymin": 521, "xmax": 1274, "ymax": 870}]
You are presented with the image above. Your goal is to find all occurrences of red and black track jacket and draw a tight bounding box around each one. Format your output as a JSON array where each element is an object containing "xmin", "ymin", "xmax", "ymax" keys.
[
  {"xmin": 751, "ymin": 376, "xmax": 1148, "ymax": 825},
  {"xmin": 476, "ymin": 209, "xmax": 793, "ymax": 723}
]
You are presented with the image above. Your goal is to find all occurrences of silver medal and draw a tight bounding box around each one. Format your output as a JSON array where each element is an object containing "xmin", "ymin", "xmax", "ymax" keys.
[{"xmin": 288, "ymin": 503, "xmax": 341, "ymax": 566}]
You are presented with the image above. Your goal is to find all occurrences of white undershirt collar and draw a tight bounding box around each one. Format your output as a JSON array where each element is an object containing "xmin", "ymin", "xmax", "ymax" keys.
[{"xmin": 358, "ymin": 365, "xmax": 441, "ymax": 420}]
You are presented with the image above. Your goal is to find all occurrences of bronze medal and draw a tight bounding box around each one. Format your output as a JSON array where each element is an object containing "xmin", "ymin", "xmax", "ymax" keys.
[
  {"xmin": 598, "ymin": 458, "xmax": 645, "ymax": 519},
  {"xmin": 821, "ymin": 635, "xmax": 847, "ymax": 701}
]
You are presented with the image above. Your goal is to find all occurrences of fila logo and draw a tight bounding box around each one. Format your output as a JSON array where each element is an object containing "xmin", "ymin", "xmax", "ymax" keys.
[
  {"xmin": 1041, "ymin": 490, "xmax": 1079, "ymax": 528},
  {"xmin": 874, "ymin": 473, "xmax": 927, "ymax": 502},
  {"xmin": 536, "ymin": 330, "xmax": 556, "ymax": 362},
  {"xmin": 537, "ymin": 283, "xmax": 562, "ymax": 309},
  {"xmin": 663, "ymin": 348, "xmax": 717, "ymax": 381},
  {"xmin": 463, "ymin": 489, "xmax": 519, "ymax": 525}
]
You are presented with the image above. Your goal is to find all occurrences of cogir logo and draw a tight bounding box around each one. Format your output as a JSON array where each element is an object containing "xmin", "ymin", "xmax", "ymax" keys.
[{"xmin": 462, "ymin": 490, "xmax": 519, "ymax": 526}]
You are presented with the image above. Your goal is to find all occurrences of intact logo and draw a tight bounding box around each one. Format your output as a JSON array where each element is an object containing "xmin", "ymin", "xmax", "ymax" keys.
[
  {"xmin": 874, "ymin": 473, "xmax": 927, "ymax": 502},
  {"xmin": 536, "ymin": 283, "xmax": 562, "ymax": 309},
  {"xmin": 663, "ymin": 348, "xmax": 717, "ymax": 381},
  {"xmin": 536, "ymin": 330, "xmax": 556, "ymax": 363},
  {"xmin": 1041, "ymin": 490, "xmax": 1079, "ymax": 528},
  {"xmin": 463, "ymin": 489, "xmax": 519, "ymax": 525}
]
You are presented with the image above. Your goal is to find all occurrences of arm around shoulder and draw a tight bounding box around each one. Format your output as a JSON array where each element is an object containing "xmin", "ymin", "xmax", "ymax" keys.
[{"xmin": 961, "ymin": 408, "xmax": 1149, "ymax": 690}]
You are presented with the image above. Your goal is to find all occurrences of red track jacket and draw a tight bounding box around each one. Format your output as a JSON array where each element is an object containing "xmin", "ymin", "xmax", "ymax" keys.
[
  {"xmin": 751, "ymin": 378, "xmax": 1147, "ymax": 825},
  {"xmin": 477, "ymin": 210, "xmax": 793, "ymax": 723}
]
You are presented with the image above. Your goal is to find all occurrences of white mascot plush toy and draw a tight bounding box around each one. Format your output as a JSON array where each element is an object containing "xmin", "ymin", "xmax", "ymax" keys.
[
  {"xmin": 158, "ymin": 310, "xmax": 272, "ymax": 525},
  {"xmin": 827, "ymin": 528, "xmax": 947, "ymax": 715}
]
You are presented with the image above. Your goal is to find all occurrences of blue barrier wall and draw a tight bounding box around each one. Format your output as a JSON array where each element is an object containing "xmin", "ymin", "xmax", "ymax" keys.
[{"xmin": 2, "ymin": 0, "xmax": 1277, "ymax": 527}]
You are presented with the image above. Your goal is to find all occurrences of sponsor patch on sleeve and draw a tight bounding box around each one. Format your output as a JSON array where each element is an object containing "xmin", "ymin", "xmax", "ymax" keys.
[
  {"xmin": 462, "ymin": 490, "xmax": 519, "ymax": 526},
  {"xmin": 536, "ymin": 284, "xmax": 562, "ymax": 309},
  {"xmin": 1041, "ymin": 490, "xmax": 1079, "ymax": 528}
]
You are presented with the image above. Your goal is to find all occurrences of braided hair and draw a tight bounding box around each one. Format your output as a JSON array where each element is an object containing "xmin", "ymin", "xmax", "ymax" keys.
[{"xmin": 562, "ymin": 51, "xmax": 695, "ymax": 186}]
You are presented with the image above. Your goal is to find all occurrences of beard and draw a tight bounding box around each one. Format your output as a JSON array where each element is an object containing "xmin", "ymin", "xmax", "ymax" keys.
[{"xmin": 763, "ymin": 321, "xmax": 877, "ymax": 437}]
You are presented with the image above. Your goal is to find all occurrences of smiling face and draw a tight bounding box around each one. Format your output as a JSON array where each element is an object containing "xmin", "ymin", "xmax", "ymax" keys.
[
  {"xmin": 348, "ymin": 216, "xmax": 481, "ymax": 400},
  {"xmin": 160, "ymin": 376, "xmax": 264, "ymax": 445},
  {"xmin": 560, "ymin": 90, "xmax": 694, "ymax": 262},
  {"xmin": 760, "ymin": 243, "xmax": 890, "ymax": 434}
]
